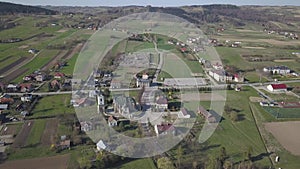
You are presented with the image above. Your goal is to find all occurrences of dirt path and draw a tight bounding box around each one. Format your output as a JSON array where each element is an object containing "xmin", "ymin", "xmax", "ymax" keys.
[{"xmin": 0, "ymin": 154, "xmax": 70, "ymax": 169}]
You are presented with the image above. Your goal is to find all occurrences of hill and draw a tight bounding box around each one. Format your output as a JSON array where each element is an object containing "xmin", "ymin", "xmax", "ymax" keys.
[{"xmin": 0, "ymin": 2, "xmax": 56, "ymax": 15}]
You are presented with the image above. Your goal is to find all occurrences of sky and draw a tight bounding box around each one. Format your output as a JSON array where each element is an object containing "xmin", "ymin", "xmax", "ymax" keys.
[{"xmin": 2, "ymin": 0, "xmax": 300, "ymax": 7}]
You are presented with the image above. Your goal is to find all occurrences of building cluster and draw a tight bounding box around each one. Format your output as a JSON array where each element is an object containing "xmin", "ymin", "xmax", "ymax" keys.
[
  {"xmin": 208, "ymin": 62, "xmax": 244, "ymax": 83},
  {"xmin": 265, "ymin": 29, "xmax": 298, "ymax": 40},
  {"xmin": 263, "ymin": 66, "xmax": 298, "ymax": 76}
]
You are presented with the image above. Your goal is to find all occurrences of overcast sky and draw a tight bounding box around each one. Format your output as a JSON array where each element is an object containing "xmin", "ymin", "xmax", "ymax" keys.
[{"xmin": 2, "ymin": 0, "xmax": 300, "ymax": 7}]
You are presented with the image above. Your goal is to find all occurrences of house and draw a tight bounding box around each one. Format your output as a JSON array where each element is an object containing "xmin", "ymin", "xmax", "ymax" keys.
[
  {"xmin": 28, "ymin": 48, "xmax": 39, "ymax": 54},
  {"xmin": 154, "ymin": 124, "xmax": 176, "ymax": 136},
  {"xmin": 23, "ymin": 76, "xmax": 33, "ymax": 81},
  {"xmin": 35, "ymin": 74, "xmax": 46, "ymax": 82},
  {"xmin": 263, "ymin": 66, "xmax": 291, "ymax": 75},
  {"xmin": 209, "ymin": 70, "xmax": 233, "ymax": 83},
  {"xmin": 6, "ymin": 84, "xmax": 18, "ymax": 92},
  {"xmin": 51, "ymin": 80, "xmax": 61, "ymax": 89},
  {"xmin": 136, "ymin": 73, "xmax": 151, "ymax": 87},
  {"xmin": 212, "ymin": 62, "xmax": 223, "ymax": 70},
  {"xmin": 234, "ymin": 74, "xmax": 244, "ymax": 83},
  {"xmin": 178, "ymin": 108, "xmax": 190, "ymax": 118},
  {"xmin": 108, "ymin": 116, "xmax": 118, "ymax": 127},
  {"xmin": 20, "ymin": 111, "xmax": 29, "ymax": 117},
  {"xmin": 59, "ymin": 140, "xmax": 71, "ymax": 150},
  {"xmin": 198, "ymin": 106, "xmax": 217, "ymax": 123},
  {"xmin": 21, "ymin": 94, "xmax": 33, "ymax": 102},
  {"xmin": 0, "ymin": 94, "xmax": 14, "ymax": 104},
  {"xmin": 267, "ymin": 84, "xmax": 287, "ymax": 92},
  {"xmin": 155, "ymin": 96, "xmax": 168, "ymax": 110},
  {"xmin": 19, "ymin": 83, "xmax": 34, "ymax": 93},
  {"xmin": 72, "ymin": 98, "xmax": 88, "ymax": 107},
  {"xmin": 0, "ymin": 104, "xmax": 8, "ymax": 110},
  {"xmin": 96, "ymin": 140, "xmax": 106, "ymax": 151},
  {"xmin": 96, "ymin": 92, "xmax": 105, "ymax": 106},
  {"xmin": 80, "ymin": 121, "xmax": 93, "ymax": 132},
  {"xmin": 54, "ymin": 72, "xmax": 65, "ymax": 79}
]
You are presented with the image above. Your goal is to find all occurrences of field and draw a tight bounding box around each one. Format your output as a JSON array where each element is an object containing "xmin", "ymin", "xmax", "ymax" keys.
[
  {"xmin": 204, "ymin": 87, "xmax": 272, "ymax": 166},
  {"xmin": 25, "ymin": 119, "xmax": 46, "ymax": 147},
  {"xmin": 0, "ymin": 154, "xmax": 70, "ymax": 169},
  {"xmin": 113, "ymin": 158, "xmax": 157, "ymax": 169},
  {"xmin": 265, "ymin": 121, "xmax": 300, "ymax": 156},
  {"xmin": 12, "ymin": 121, "xmax": 34, "ymax": 148},
  {"xmin": 263, "ymin": 107, "xmax": 300, "ymax": 119},
  {"xmin": 30, "ymin": 95, "xmax": 75, "ymax": 119}
]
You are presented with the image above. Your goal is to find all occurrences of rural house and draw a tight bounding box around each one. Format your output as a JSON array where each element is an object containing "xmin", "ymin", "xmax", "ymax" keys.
[
  {"xmin": 198, "ymin": 106, "xmax": 218, "ymax": 123},
  {"xmin": 154, "ymin": 124, "xmax": 176, "ymax": 137},
  {"xmin": 155, "ymin": 96, "xmax": 168, "ymax": 110},
  {"xmin": 267, "ymin": 84, "xmax": 287, "ymax": 92}
]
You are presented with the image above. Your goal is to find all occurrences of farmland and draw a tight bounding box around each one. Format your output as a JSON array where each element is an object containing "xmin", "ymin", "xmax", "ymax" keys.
[{"xmin": 0, "ymin": 3, "xmax": 300, "ymax": 169}]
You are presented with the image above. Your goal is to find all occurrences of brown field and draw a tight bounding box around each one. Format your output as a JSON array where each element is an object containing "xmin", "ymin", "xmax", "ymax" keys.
[
  {"xmin": 0, "ymin": 57, "xmax": 28, "ymax": 74},
  {"xmin": 0, "ymin": 154, "xmax": 70, "ymax": 169},
  {"xmin": 2, "ymin": 68, "xmax": 29, "ymax": 83},
  {"xmin": 0, "ymin": 124, "xmax": 20, "ymax": 136},
  {"xmin": 41, "ymin": 118, "xmax": 58, "ymax": 146},
  {"xmin": 264, "ymin": 121, "xmax": 300, "ymax": 156},
  {"xmin": 12, "ymin": 121, "xmax": 34, "ymax": 148}
]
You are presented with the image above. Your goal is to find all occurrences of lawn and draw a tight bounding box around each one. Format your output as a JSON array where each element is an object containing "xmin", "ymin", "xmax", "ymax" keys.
[
  {"xmin": 30, "ymin": 95, "xmax": 75, "ymax": 119},
  {"xmin": 61, "ymin": 53, "xmax": 79, "ymax": 75},
  {"xmin": 113, "ymin": 158, "xmax": 157, "ymax": 169},
  {"xmin": 25, "ymin": 119, "xmax": 46, "ymax": 147},
  {"xmin": 204, "ymin": 87, "xmax": 272, "ymax": 167}
]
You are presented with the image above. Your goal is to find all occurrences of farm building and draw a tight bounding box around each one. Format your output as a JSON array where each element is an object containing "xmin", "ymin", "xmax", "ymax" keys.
[{"xmin": 267, "ymin": 84, "xmax": 287, "ymax": 92}]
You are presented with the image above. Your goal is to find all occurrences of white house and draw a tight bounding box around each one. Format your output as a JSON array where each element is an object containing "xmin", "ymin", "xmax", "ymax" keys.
[
  {"xmin": 96, "ymin": 140, "xmax": 106, "ymax": 151},
  {"xmin": 108, "ymin": 116, "xmax": 118, "ymax": 127}
]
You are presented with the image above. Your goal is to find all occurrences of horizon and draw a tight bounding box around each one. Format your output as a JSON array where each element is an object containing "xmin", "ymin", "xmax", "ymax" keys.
[{"xmin": 1, "ymin": 0, "xmax": 300, "ymax": 7}]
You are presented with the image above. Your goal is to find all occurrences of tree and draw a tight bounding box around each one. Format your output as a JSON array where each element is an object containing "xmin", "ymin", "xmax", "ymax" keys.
[
  {"xmin": 176, "ymin": 145, "xmax": 183, "ymax": 168},
  {"xmin": 223, "ymin": 160, "xmax": 233, "ymax": 169},
  {"xmin": 157, "ymin": 157, "xmax": 174, "ymax": 169},
  {"xmin": 219, "ymin": 147, "xmax": 227, "ymax": 163}
]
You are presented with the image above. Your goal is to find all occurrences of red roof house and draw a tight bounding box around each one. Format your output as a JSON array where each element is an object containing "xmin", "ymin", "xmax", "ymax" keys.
[{"xmin": 267, "ymin": 84, "xmax": 287, "ymax": 92}]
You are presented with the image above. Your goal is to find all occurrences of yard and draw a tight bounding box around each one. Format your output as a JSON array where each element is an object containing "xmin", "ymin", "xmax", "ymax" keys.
[
  {"xmin": 113, "ymin": 158, "xmax": 157, "ymax": 169},
  {"xmin": 29, "ymin": 95, "xmax": 75, "ymax": 119}
]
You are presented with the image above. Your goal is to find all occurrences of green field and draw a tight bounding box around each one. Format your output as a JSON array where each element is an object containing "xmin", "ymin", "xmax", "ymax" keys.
[
  {"xmin": 113, "ymin": 158, "xmax": 157, "ymax": 169},
  {"xmin": 25, "ymin": 119, "xmax": 46, "ymax": 146},
  {"xmin": 263, "ymin": 107, "xmax": 300, "ymax": 119},
  {"xmin": 204, "ymin": 87, "xmax": 272, "ymax": 166},
  {"xmin": 30, "ymin": 95, "xmax": 75, "ymax": 119}
]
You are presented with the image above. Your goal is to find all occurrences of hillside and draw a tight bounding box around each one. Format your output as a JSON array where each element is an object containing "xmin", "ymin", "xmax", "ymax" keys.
[{"xmin": 0, "ymin": 2, "xmax": 56, "ymax": 15}]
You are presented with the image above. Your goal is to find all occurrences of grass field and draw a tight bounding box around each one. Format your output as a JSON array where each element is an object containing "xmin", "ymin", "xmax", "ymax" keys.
[
  {"xmin": 30, "ymin": 95, "xmax": 75, "ymax": 119},
  {"xmin": 250, "ymin": 103, "xmax": 300, "ymax": 169},
  {"xmin": 204, "ymin": 87, "xmax": 272, "ymax": 167},
  {"xmin": 61, "ymin": 53, "xmax": 79, "ymax": 75},
  {"xmin": 113, "ymin": 158, "xmax": 157, "ymax": 169},
  {"xmin": 263, "ymin": 107, "xmax": 300, "ymax": 119},
  {"xmin": 25, "ymin": 119, "xmax": 46, "ymax": 147}
]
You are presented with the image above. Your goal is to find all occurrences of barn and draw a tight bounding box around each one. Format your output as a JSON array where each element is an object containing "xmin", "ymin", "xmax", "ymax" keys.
[{"xmin": 267, "ymin": 84, "xmax": 287, "ymax": 92}]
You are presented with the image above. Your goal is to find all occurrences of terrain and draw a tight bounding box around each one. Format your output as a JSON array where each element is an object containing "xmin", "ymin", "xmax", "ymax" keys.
[{"xmin": 0, "ymin": 2, "xmax": 299, "ymax": 169}]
